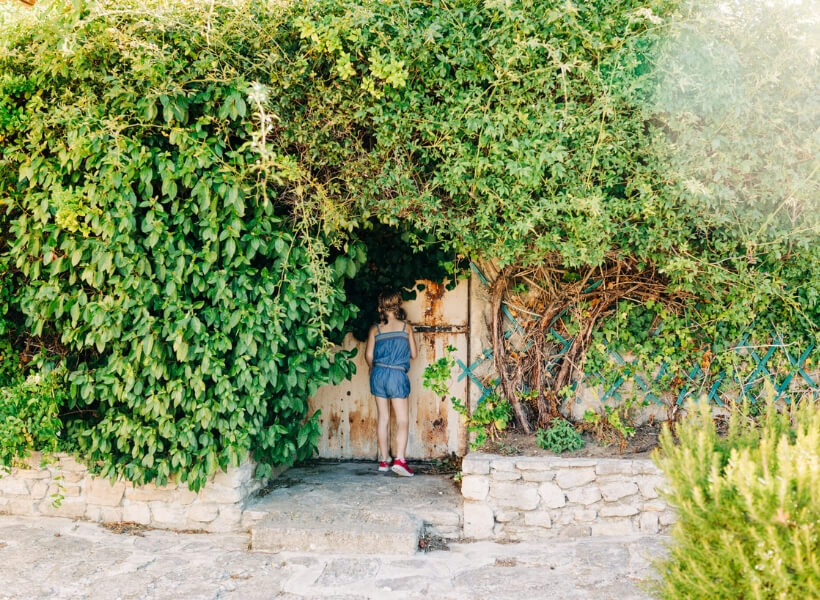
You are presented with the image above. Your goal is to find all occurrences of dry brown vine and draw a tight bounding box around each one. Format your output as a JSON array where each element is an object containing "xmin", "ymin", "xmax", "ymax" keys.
[{"xmin": 484, "ymin": 255, "xmax": 690, "ymax": 432}]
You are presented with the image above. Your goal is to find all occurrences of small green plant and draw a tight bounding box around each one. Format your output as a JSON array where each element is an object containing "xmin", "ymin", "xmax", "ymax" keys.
[
  {"xmin": 580, "ymin": 399, "xmax": 640, "ymax": 451},
  {"xmin": 423, "ymin": 347, "xmax": 511, "ymax": 450},
  {"xmin": 536, "ymin": 419, "xmax": 585, "ymax": 453},
  {"xmin": 452, "ymin": 392, "xmax": 512, "ymax": 450},
  {"xmin": 652, "ymin": 392, "xmax": 820, "ymax": 598},
  {"xmin": 0, "ymin": 370, "xmax": 65, "ymax": 467}
]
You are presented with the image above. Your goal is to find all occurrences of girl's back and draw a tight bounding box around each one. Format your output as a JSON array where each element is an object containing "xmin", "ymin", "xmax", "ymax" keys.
[{"xmin": 372, "ymin": 321, "xmax": 411, "ymax": 372}]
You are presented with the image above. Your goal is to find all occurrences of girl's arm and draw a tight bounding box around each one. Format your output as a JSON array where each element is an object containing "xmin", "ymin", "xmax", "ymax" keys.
[
  {"xmin": 365, "ymin": 325, "xmax": 376, "ymax": 368},
  {"xmin": 407, "ymin": 322, "xmax": 418, "ymax": 360}
]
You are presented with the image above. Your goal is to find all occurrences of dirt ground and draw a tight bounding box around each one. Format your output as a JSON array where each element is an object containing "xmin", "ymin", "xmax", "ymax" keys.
[{"xmin": 484, "ymin": 424, "xmax": 661, "ymax": 460}]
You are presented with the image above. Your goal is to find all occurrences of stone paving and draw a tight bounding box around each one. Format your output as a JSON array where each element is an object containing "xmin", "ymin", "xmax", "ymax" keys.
[{"xmin": 0, "ymin": 514, "xmax": 667, "ymax": 599}]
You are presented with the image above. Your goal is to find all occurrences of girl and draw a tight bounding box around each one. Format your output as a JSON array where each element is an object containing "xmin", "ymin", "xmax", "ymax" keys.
[{"xmin": 365, "ymin": 290, "xmax": 418, "ymax": 476}]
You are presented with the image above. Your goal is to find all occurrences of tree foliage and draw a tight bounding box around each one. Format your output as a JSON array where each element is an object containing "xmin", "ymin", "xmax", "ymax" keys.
[
  {"xmin": 0, "ymin": 0, "xmax": 360, "ymax": 487},
  {"xmin": 0, "ymin": 0, "xmax": 817, "ymax": 481},
  {"xmin": 654, "ymin": 396, "xmax": 820, "ymax": 598}
]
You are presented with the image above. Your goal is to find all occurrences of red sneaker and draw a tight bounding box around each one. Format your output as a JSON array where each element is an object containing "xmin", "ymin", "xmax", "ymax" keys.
[
  {"xmin": 391, "ymin": 458, "xmax": 414, "ymax": 477},
  {"xmin": 378, "ymin": 459, "xmax": 393, "ymax": 472}
]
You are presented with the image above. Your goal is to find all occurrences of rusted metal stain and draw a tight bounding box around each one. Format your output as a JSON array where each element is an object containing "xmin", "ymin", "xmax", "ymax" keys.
[
  {"xmin": 422, "ymin": 280, "xmax": 446, "ymax": 325},
  {"xmin": 348, "ymin": 407, "xmax": 377, "ymax": 451}
]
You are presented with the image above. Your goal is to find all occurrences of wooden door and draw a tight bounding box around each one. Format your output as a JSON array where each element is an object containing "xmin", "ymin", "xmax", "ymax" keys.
[{"xmin": 309, "ymin": 279, "xmax": 468, "ymax": 459}]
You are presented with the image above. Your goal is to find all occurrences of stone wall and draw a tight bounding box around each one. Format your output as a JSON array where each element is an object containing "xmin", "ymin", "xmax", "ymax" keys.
[
  {"xmin": 0, "ymin": 452, "xmax": 283, "ymax": 532},
  {"xmin": 460, "ymin": 453, "xmax": 674, "ymax": 539}
]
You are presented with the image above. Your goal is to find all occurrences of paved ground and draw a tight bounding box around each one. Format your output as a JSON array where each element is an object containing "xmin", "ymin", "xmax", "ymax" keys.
[{"xmin": 0, "ymin": 514, "xmax": 667, "ymax": 599}]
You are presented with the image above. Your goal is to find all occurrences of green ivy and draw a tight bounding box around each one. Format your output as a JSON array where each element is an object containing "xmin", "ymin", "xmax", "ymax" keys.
[
  {"xmin": 0, "ymin": 0, "xmax": 359, "ymax": 489},
  {"xmin": 536, "ymin": 419, "xmax": 584, "ymax": 453},
  {"xmin": 423, "ymin": 346, "xmax": 511, "ymax": 450},
  {"xmin": 343, "ymin": 222, "xmax": 463, "ymax": 342},
  {"xmin": 0, "ymin": 370, "xmax": 65, "ymax": 467}
]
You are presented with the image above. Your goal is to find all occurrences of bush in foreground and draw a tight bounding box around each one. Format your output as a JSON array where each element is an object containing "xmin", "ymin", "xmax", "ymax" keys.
[{"xmin": 653, "ymin": 397, "xmax": 820, "ymax": 598}]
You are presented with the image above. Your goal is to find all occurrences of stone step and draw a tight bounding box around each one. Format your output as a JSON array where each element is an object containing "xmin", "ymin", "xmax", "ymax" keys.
[{"xmin": 250, "ymin": 507, "xmax": 422, "ymax": 555}]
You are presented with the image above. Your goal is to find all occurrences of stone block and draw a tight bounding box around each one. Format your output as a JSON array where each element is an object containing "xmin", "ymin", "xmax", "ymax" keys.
[
  {"xmin": 538, "ymin": 482, "xmax": 567, "ymax": 508},
  {"xmin": 600, "ymin": 481, "xmax": 639, "ymax": 502},
  {"xmin": 461, "ymin": 455, "xmax": 490, "ymax": 475},
  {"xmin": 211, "ymin": 462, "xmax": 254, "ymax": 488},
  {"xmin": 566, "ymin": 486, "xmax": 601, "ymax": 506},
  {"xmin": 123, "ymin": 502, "xmax": 152, "ymax": 525},
  {"xmin": 461, "ymin": 476, "xmax": 490, "ymax": 501},
  {"xmin": 7, "ymin": 497, "xmax": 36, "ymax": 516},
  {"xmin": 30, "ymin": 481, "xmax": 49, "ymax": 500},
  {"xmin": 556, "ymin": 468, "xmax": 596, "ymax": 489},
  {"xmin": 39, "ymin": 499, "xmax": 87, "ymax": 519},
  {"xmin": 19, "ymin": 451, "xmax": 44, "ymax": 469},
  {"xmin": 100, "ymin": 507, "xmax": 123, "ymax": 523},
  {"xmin": 205, "ymin": 505, "xmax": 242, "ymax": 532},
  {"xmin": 523, "ymin": 511, "xmax": 552, "ymax": 529},
  {"xmin": 86, "ymin": 478, "xmax": 125, "ymax": 506},
  {"xmin": 14, "ymin": 468, "xmax": 51, "ymax": 480},
  {"xmin": 659, "ymin": 511, "xmax": 676, "ymax": 527},
  {"xmin": 495, "ymin": 509, "xmax": 520, "ymax": 523},
  {"xmin": 124, "ymin": 484, "xmax": 178, "ymax": 503},
  {"xmin": 63, "ymin": 471, "xmax": 85, "ymax": 483},
  {"xmin": 637, "ymin": 476, "xmax": 665, "ymax": 500},
  {"xmin": 590, "ymin": 518, "xmax": 636, "ymax": 536},
  {"xmin": 463, "ymin": 502, "xmax": 495, "ymax": 539},
  {"xmin": 573, "ymin": 508, "xmax": 598, "ymax": 522},
  {"xmin": 515, "ymin": 458, "xmax": 554, "ymax": 471},
  {"xmin": 240, "ymin": 509, "xmax": 268, "ymax": 529},
  {"xmin": 149, "ymin": 502, "xmax": 187, "ymax": 528},
  {"xmin": 491, "ymin": 471, "xmax": 522, "ymax": 482},
  {"xmin": 557, "ymin": 458, "xmax": 598, "ymax": 468},
  {"xmin": 58, "ymin": 456, "xmax": 87, "ymax": 472},
  {"xmin": 0, "ymin": 477, "xmax": 29, "ymax": 495},
  {"xmin": 595, "ymin": 460, "xmax": 634, "ymax": 475},
  {"xmin": 521, "ymin": 471, "xmax": 555, "ymax": 482},
  {"xmin": 490, "ymin": 459, "xmax": 517, "ymax": 472},
  {"xmin": 600, "ymin": 504, "xmax": 639, "ymax": 517},
  {"xmin": 489, "ymin": 482, "xmax": 539, "ymax": 510},
  {"xmin": 85, "ymin": 505, "xmax": 101, "ymax": 521},
  {"xmin": 187, "ymin": 503, "xmax": 220, "ymax": 523},
  {"xmin": 63, "ymin": 485, "xmax": 82, "ymax": 497},
  {"xmin": 639, "ymin": 512, "xmax": 660, "ymax": 533},
  {"xmin": 176, "ymin": 488, "xmax": 199, "ymax": 505},
  {"xmin": 558, "ymin": 525, "xmax": 591, "ymax": 538},
  {"xmin": 199, "ymin": 484, "xmax": 242, "ymax": 504},
  {"xmin": 643, "ymin": 500, "xmax": 667, "ymax": 512},
  {"xmin": 551, "ymin": 510, "xmax": 573, "ymax": 526},
  {"xmin": 0, "ymin": 475, "xmax": 29, "ymax": 496},
  {"xmin": 632, "ymin": 460, "xmax": 662, "ymax": 475}
]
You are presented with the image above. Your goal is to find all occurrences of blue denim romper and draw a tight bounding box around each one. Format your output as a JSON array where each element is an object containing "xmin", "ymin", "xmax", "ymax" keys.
[{"xmin": 370, "ymin": 322, "xmax": 411, "ymax": 399}]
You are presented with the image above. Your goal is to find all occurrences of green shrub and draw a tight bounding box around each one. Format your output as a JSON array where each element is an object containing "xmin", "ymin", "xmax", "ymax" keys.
[
  {"xmin": 423, "ymin": 348, "xmax": 511, "ymax": 450},
  {"xmin": 0, "ymin": 0, "xmax": 360, "ymax": 488},
  {"xmin": 652, "ymin": 397, "xmax": 820, "ymax": 598},
  {"xmin": 0, "ymin": 370, "xmax": 65, "ymax": 467},
  {"xmin": 536, "ymin": 419, "xmax": 584, "ymax": 453}
]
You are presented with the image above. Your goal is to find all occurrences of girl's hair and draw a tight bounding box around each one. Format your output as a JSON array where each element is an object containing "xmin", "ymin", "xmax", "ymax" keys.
[{"xmin": 378, "ymin": 290, "xmax": 406, "ymax": 323}]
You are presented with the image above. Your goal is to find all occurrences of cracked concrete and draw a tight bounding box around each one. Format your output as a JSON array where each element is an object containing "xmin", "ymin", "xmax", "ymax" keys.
[{"xmin": 0, "ymin": 515, "xmax": 667, "ymax": 599}]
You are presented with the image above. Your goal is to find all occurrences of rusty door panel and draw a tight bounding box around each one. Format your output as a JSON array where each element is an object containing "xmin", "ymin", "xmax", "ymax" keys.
[{"xmin": 309, "ymin": 279, "xmax": 469, "ymax": 459}]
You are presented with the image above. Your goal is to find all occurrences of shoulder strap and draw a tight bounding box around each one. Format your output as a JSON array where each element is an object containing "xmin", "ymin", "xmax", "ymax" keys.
[
  {"xmin": 402, "ymin": 321, "xmax": 407, "ymax": 332},
  {"xmin": 376, "ymin": 323, "xmax": 382, "ymax": 334}
]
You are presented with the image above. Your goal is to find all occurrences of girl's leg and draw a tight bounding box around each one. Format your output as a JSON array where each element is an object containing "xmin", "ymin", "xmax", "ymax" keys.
[
  {"xmin": 390, "ymin": 397, "xmax": 410, "ymax": 459},
  {"xmin": 375, "ymin": 396, "xmax": 391, "ymax": 461}
]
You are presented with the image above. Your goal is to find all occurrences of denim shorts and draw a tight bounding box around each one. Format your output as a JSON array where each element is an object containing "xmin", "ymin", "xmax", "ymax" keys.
[{"xmin": 370, "ymin": 364, "xmax": 411, "ymax": 399}]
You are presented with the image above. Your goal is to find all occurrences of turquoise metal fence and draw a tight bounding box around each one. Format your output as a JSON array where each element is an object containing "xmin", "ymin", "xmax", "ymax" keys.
[{"xmin": 461, "ymin": 263, "xmax": 819, "ymax": 406}]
